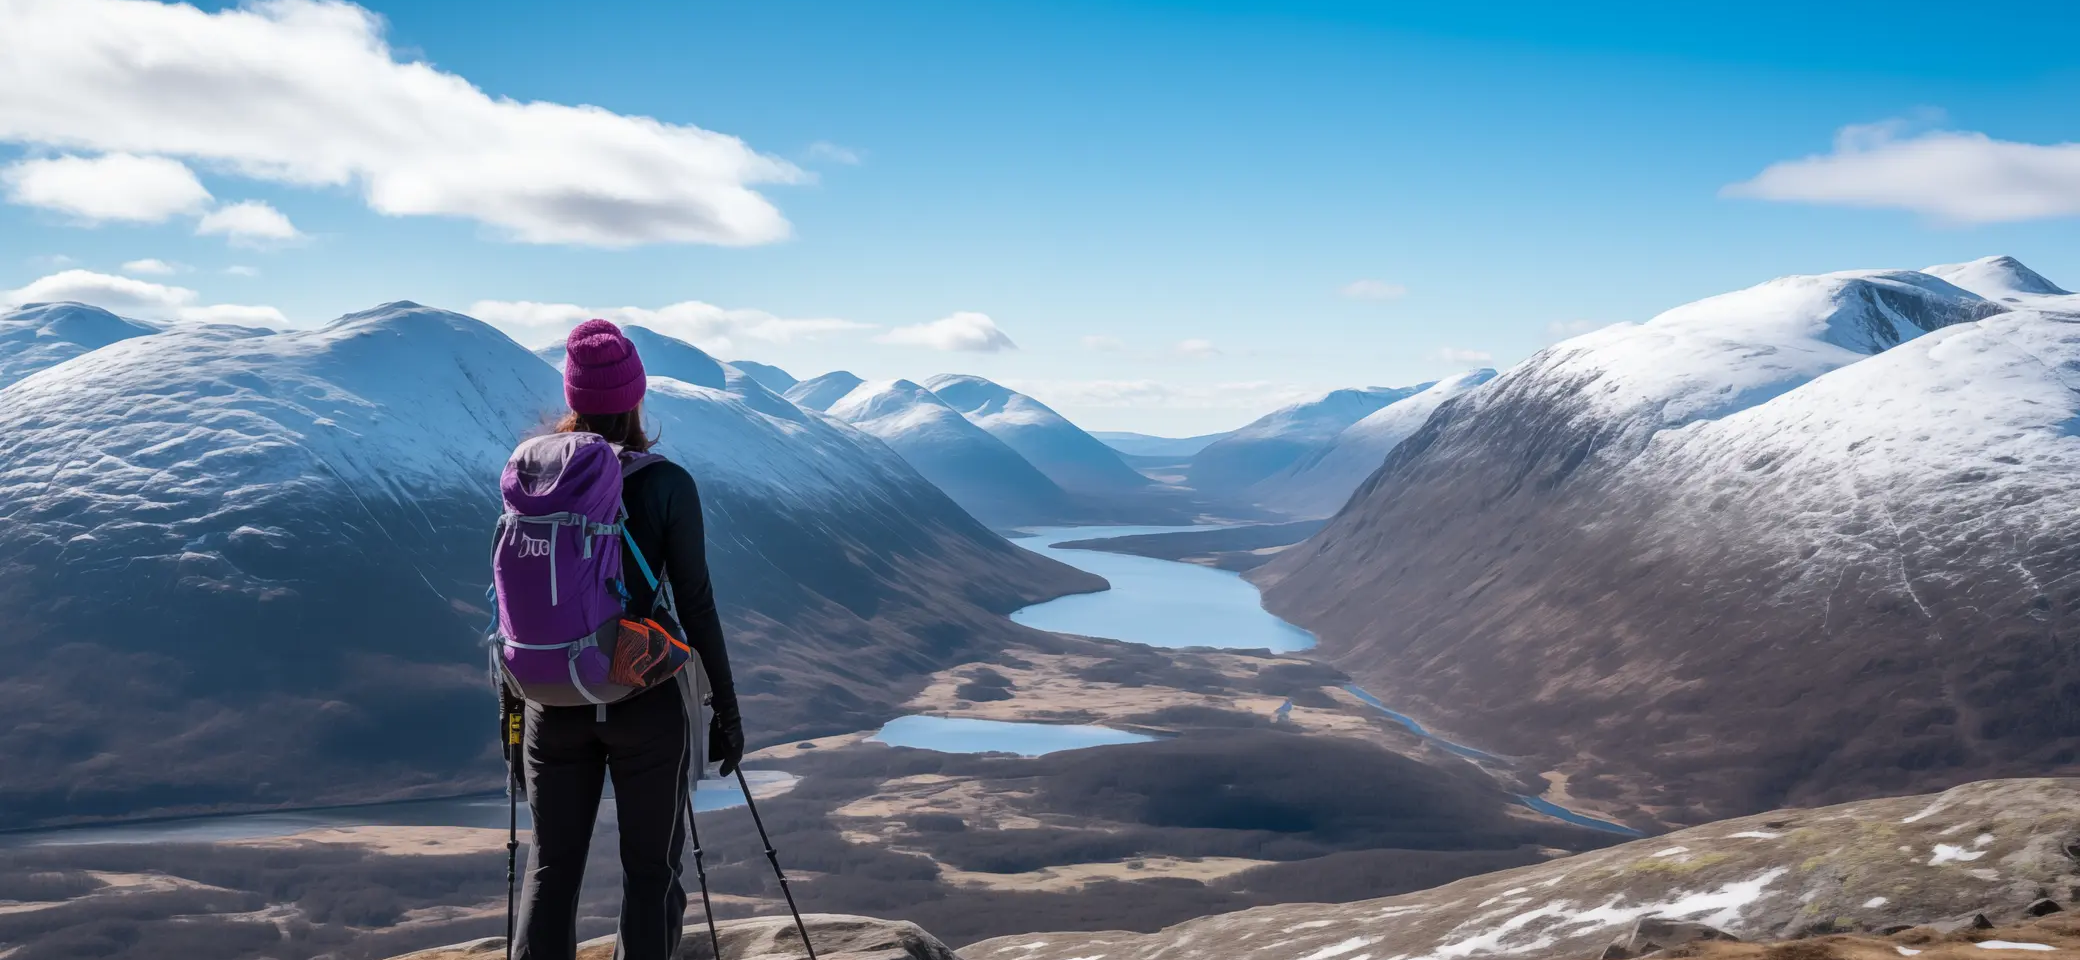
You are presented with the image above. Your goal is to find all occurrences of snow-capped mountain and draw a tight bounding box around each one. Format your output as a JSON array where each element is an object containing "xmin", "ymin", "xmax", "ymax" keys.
[
  {"xmin": 826, "ymin": 378, "xmax": 1077, "ymax": 528},
  {"xmin": 727, "ymin": 359, "xmax": 797, "ymax": 393},
  {"xmin": 1187, "ymin": 386, "xmax": 1424, "ymax": 496},
  {"xmin": 783, "ymin": 370, "xmax": 865, "ymax": 411},
  {"xmin": 0, "ymin": 303, "xmax": 1095, "ymax": 828},
  {"xmin": 925, "ymin": 374, "xmax": 1151, "ymax": 495},
  {"xmin": 1258, "ymin": 261, "xmax": 2077, "ymax": 824},
  {"xmin": 0, "ymin": 301, "xmax": 159, "ymax": 388},
  {"xmin": 1924, "ymin": 254, "xmax": 2072, "ymax": 302},
  {"xmin": 1251, "ymin": 369, "xmax": 1495, "ymax": 517}
]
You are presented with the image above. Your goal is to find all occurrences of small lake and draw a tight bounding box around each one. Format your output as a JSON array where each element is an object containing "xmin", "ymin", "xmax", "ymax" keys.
[
  {"xmin": 0, "ymin": 771, "xmax": 795, "ymax": 848},
  {"xmin": 869, "ymin": 715, "xmax": 1154, "ymax": 756},
  {"xmin": 1009, "ymin": 525, "xmax": 1317, "ymax": 652}
]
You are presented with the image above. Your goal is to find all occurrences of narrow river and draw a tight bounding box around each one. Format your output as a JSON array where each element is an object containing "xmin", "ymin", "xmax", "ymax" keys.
[{"xmin": 1001, "ymin": 524, "xmax": 1644, "ymax": 837}]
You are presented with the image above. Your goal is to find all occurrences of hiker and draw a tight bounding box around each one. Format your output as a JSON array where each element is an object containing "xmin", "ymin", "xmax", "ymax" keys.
[{"xmin": 503, "ymin": 319, "xmax": 745, "ymax": 960}]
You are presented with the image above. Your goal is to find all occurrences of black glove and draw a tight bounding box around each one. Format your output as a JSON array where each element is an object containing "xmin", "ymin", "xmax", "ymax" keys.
[{"xmin": 708, "ymin": 704, "xmax": 745, "ymax": 777}]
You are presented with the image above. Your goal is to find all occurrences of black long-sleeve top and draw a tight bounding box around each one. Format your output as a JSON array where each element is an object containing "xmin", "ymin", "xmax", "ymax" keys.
[{"xmin": 619, "ymin": 458, "xmax": 736, "ymax": 717}]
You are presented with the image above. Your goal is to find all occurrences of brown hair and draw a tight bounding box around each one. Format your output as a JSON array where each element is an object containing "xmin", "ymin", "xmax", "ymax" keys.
[{"xmin": 553, "ymin": 404, "xmax": 655, "ymax": 453}]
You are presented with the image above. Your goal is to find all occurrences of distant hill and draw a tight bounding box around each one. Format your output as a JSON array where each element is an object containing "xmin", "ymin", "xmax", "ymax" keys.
[
  {"xmin": 1250, "ymin": 370, "xmax": 1494, "ymax": 517},
  {"xmin": 1186, "ymin": 386, "xmax": 1422, "ymax": 496},
  {"xmin": 827, "ymin": 378, "xmax": 1079, "ymax": 528},
  {"xmin": 726, "ymin": 358, "xmax": 798, "ymax": 392},
  {"xmin": 784, "ymin": 370, "xmax": 866, "ymax": 411},
  {"xmin": 926, "ymin": 374, "xmax": 1151, "ymax": 495}
]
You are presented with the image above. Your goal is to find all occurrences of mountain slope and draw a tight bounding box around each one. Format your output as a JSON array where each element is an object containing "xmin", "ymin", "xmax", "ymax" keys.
[
  {"xmin": 785, "ymin": 370, "xmax": 865, "ymax": 411},
  {"xmin": 1257, "ymin": 266, "xmax": 2074, "ymax": 824},
  {"xmin": 726, "ymin": 358, "xmax": 797, "ymax": 393},
  {"xmin": 0, "ymin": 300, "xmax": 160, "ymax": 388},
  {"xmin": 1251, "ymin": 370, "xmax": 1493, "ymax": 516},
  {"xmin": 1186, "ymin": 386, "xmax": 1422, "ymax": 496},
  {"xmin": 0, "ymin": 303, "xmax": 1098, "ymax": 829},
  {"xmin": 827, "ymin": 379, "xmax": 1077, "ymax": 528},
  {"xmin": 925, "ymin": 374, "xmax": 1151, "ymax": 495}
]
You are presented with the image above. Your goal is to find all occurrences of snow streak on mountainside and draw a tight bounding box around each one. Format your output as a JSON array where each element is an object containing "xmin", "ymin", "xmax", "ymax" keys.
[
  {"xmin": 726, "ymin": 359, "xmax": 797, "ymax": 393},
  {"xmin": 827, "ymin": 378, "xmax": 1076, "ymax": 528},
  {"xmin": 0, "ymin": 303, "xmax": 1096, "ymax": 828},
  {"xmin": 1252, "ymin": 369, "xmax": 1495, "ymax": 517},
  {"xmin": 925, "ymin": 373, "xmax": 1151, "ymax": 495},
  {"xmin": 784, "ymin": 370, "xmax": 865, "ymax": 411},
  {"xmin": 1187, "ymin": 386, "xmax": 1423, "ymax": 497},
  {"xmin": 1259, "ymin": 262, "xmax": 2078, "ymax": 825},
  {"xmin": 0, "ymin": 301, "xmax": 160, "ymax": 388}
]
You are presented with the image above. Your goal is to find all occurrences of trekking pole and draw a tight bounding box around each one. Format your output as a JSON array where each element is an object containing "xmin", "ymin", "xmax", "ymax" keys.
[
  {"xmin": 503, "ymin": 699, "xmax": 522, "ymax": 960},
  {"xmin": 683, "ymin": 788, "xmax": 723, "ymax": 960},
  {"xmin": 734, "ymin": 767, "xmax": 817, "ymax": 959}
]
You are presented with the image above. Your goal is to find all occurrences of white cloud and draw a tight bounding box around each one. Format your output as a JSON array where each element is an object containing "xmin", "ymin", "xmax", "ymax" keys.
[
  {"xmin": 195, "ymin": 200, "xmax": 303, "ymax": 246},
  {"xmin": 1339, "ymin": 279, "xmax": 1407, "ymax": 301},
  {"xmin": 0, "ymin": 0, "xmax": 801, "ymax": 247},
  {"xmin": 1, "ymin": 153, "xmax": 211, "ymax": 223},
  {"xmin": 2, "ymin": 268, "xmax": 282, "ymax": 325},
  {"xmin": 1725, "ymin": 121, "xmax": 2080, "ymax": 223},
  {"xmin": 469, "ymin": 298, "xmax": 869, "ymax": 352},
  {"xmin": 224, "ymin": 264, "xmax": 260, "ymax": 277},
  {"xmin": 121, "ymin": 258, "xmax": 180, "ymax": 276},
  {"xmin": 1175, "ymin": 338, "xmax": 1220, "ymax": 359},
  {"xmin": 1081, "ymin": 334, "xmax": 1125, "ymax": 352},
  {"xmin": 875, "ymin": 311, "xmax": 1017, "ymax": 353},
  {"xmin": 806, "ymin": 141, "xmax": 862, "ymax": 165},
  {"xmin": 1002, "ymin": 378, "xmax": 1319, "ymax": 412},
  {"xmin": 1434, "ymin": 347, "xmax": 1493, "ymax": 363}
]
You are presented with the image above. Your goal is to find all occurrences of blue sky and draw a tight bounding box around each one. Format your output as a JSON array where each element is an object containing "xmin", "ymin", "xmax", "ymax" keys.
[{"xmin": 4, "ymin": 0, "xmax": 2079, "ymax": 434}]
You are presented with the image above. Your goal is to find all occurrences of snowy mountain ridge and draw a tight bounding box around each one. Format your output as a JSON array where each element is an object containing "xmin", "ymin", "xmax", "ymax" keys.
[{"xmin": 0, "ymin": 300, "xmax": 163, "ymax": 389}]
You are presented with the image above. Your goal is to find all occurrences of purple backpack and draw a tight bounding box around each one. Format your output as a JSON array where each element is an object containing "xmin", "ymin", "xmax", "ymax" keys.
[{"xmin": 488, "ymin": 432, "xmax": 691, "ymax": 711}]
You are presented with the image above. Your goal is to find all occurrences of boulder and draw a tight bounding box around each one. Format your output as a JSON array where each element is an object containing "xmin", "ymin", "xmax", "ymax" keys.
[
  {"xmin": 391, "ymin": 914, "xmax": 960, "ymax": 960},
  {"xmin": 1620, "ymin": 918, "xmax": 1737, "ymax": 954}
]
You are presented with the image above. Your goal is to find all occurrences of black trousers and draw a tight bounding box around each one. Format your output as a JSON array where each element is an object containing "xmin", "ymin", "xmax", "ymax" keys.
[{"xmin": 513, "ymin": 681, "xmax": 690, "ymax": 960}]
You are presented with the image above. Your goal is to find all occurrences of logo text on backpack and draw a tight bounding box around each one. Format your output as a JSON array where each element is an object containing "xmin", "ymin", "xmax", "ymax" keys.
[{"xmin": 518, "ymin": 533, "xmax": 551, "ymax": 558}]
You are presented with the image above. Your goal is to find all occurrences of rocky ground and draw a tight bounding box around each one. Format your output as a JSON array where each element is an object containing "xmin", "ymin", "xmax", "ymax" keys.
[
  {"xmin": 973, "ymin": 778, "xmax": 2080, "ymax": 960},
  {"xmin": 391, "ymin": 914, "xmax": 960, "ymax": 960}
]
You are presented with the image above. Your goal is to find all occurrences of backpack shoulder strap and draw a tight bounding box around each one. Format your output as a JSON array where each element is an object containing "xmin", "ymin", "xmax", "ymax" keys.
[
  {"xmin": 620, "ymin": 451, "xmax": 666, "ymax": 478},
  {"xmin": 615, "ymin": 450, "xmax": 665, "ymax": 598}
]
